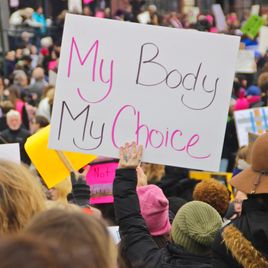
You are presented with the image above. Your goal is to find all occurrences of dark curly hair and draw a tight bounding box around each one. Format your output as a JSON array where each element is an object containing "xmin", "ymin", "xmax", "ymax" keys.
[{"xmin": 193, "ymin": 178, "xmax": 230, "ymax": 217}]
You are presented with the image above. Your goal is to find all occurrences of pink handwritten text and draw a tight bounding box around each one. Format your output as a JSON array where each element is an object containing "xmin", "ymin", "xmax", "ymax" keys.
[
  {"xmin": 111, "ymin": 104, "xmax": 211, "ymax": 159},
  {"xmin": 67, "ymin": 37, "xmax": 114, "ymax": 103}
]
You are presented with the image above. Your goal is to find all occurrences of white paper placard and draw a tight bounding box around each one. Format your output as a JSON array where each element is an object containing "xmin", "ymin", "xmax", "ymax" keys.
[
  {"xmin": 234, "ymin": 107, "xmax": 268, "ymax": 146},
  {"xmin": 212, "ymin": 4, "xmax": 227, "ymax": 32},
  {"xmin": 0, "ymin": 143, "xmax": 21, "ymax": 164},
  {"xmin": 49, "ymin": 14, "xmax": 240, "ymax": 171},
  {"xmin": 258, "ymin": 26, "xmax": 268, "ymax": 56},
  {"xmin": 236, "ymin": 50, "xmax": 256, "ymax": 73}
]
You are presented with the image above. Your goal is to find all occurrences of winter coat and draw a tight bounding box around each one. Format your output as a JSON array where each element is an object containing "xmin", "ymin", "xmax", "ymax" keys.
[
  {"xmin": 113, "ymin": 168, "xmax": 213, "ymax": 268},
  {"xmin": 212, "ymin": 194, "xmax": 268, "ymax": 268}
]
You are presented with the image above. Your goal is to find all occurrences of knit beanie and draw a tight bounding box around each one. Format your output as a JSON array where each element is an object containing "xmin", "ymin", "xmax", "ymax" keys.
[
  {"xmin": 171, "ymin": 201, "xmax": 222, "ymax": 255},
  {"xmin": 137, "ymin": 185, "xmax": 171, "ymax": 236}
]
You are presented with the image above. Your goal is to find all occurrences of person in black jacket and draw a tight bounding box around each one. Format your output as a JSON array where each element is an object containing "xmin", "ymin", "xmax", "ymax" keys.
[
  {"xmin": 0, "ymin": 109, "xmax": 31, "ymax": 165},
  {"xmin": 212, "ymin": 133, "xmax": 268, "ymax": 268},
  {"xmin": 113, "ymin": 142, "xmax": 222, "ymax": 268}
]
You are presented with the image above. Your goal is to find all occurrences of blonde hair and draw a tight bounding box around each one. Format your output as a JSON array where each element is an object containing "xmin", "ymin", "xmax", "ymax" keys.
[
  {"xmin": 25, "ymin": 209, "xmax": 118, "ymax": 268},
  {"xmin": 53, "ymin": 178, "xmax": 72, "ymax": 204},
  {"xmin": 142, "ymin": 163, "xmax": 165, "ymax": 182},
  {"xmin": 0, "ymin": 160, "xmax": 46, "ymax": 234}
]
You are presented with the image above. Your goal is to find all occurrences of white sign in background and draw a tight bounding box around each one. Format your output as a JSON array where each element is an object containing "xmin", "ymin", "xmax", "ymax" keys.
[
  {"xmin": 0, "ymin": 143, "xmax": 20, "ymax": 164},
  {"xmin": 259, "ymin": 26, "xmax": 268, "ymax": 56},
  {"xmin": 234, "ymin": 107, "xmax": 268, "ymax": 147},
  {"xmin": 236, "ymin": 50, "xmax": 256, "ymax": 74},
  {"xmin": 212, "ymin": 4, "xmax": 227, "ymax": 32},
  {"xmin": 49, "ymin": 14, "xmax": 240, "ymax": 171}
]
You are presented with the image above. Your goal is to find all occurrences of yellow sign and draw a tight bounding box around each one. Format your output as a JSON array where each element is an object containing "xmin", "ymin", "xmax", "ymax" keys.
[
  {"xmin": 25, "ymin": 126, "xmax": 96, "ymax": 189},
  {"xmin": 190, "ymin": 171, "xmax": 234, "ymax": 200}
]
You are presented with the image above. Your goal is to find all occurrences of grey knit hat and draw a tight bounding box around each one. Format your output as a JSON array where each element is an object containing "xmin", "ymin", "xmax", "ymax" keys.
[{"xmin": 171, "ymin": 201, "xmax": 222, "ymax": 255}]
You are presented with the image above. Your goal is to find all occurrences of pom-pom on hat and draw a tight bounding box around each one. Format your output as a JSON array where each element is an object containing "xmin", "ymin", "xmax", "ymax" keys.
[
  {"xmin": 137, "ymin": 185, "xmax": 171, "ymax": 236},
  {"xmin": 171, "ymin": 201, "xmax": 222, "ymax": 255}
]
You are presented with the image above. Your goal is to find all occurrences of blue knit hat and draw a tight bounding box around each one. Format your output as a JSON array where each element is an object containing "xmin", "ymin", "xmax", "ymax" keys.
[{"xmin": 246, "ymin": 85, "xmax": 261, "ymax": 96}]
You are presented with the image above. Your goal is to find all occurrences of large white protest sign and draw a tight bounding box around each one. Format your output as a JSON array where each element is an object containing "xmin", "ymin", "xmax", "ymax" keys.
[
  {"xmin": 0, "ymin": 143, "xmax": 20, "ymax": 164},
  {"xmin": 234, "ymin": 107, "xmax": 268, "ymax": 146},
  {"xmin": 49, "ymin": 14, "xmax": 240, "ymax": 171},
  {"xmin": 236, "ymin": 50, "xmax": 256, "ymax": 73}
]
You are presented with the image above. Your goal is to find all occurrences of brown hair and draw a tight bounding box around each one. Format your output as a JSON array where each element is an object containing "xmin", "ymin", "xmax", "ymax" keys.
[
  {"xmin": 0, "ymin": 235, "xmax": 76, "ymax": 268},
  {"xmin": 235, "ymin": 145, "xmax": 251, "ymax": 167},
  {"xmin": 0, "ymin": 160, "xmax": 46, "ymax": 234},
  {"xmin": 25, "ymin": 209, "xmax": 117, "ymax": 268},
  {"xmin": 193, "ymin": 178, "xmax": 230, "ymax": 217}
]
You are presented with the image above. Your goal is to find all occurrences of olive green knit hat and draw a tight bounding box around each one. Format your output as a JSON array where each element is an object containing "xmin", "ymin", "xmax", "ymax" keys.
[{"xmin": 171, "ymin": 201, "xmax": 222, "ymax": 255}]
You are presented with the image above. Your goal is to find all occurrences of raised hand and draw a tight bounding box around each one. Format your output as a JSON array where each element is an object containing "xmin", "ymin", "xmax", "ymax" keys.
[{"xmin": 119, "ymin": 142, "xmax": 143, "ymax": 169}]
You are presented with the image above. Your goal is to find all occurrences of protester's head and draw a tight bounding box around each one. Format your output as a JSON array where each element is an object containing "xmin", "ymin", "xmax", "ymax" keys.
[
  {"xmin": 193, "ymin": 179, "xmax": 230, "ymax": 217},
  {"xmin": 32, "ymin": 67, "xmax": 45, "ymax": 81},
  {"xmin": 258, "ymin": 72, "xmax": 268, "ymax": 91},
  {"xmin": 230, "ymin": 132, "xmax": 268, "ymax": 194},
  {"xmin": 246, "ymin": 85, "xmax": 261, "ymax": 96},
  {"xmin": 21, "ymin": 8, "xmax": 34, "ymax": 19},
  {"xmin": 6, "ymin": 110, "xmax": 21, "ymax": 130},
  {"xmin": 168, "ymin": 197, "xmax": 187, "ymax": 224},
  {"xmin": 233, "ymin": 190, "xmax": 247, "ymax": 216},
  {"xmin": 35, "ymin": 5, "xmax": 43, "ymax": 14},
  {"xmin": 47, "ymin": 178, "xmax": 72, "ymax": 203},
  {"xmin": 31, "ymin": 115, "xmax": 49, "ymax": 133},
  {"xmin": 235, "ymin": 145, "xmax": 251, "ymax": 167},
  {"xmin": 25, "ymin": 209, "xmax": 117, "ymax": 268},
  {"xmin": 0, "ymin": 235, "xmax": 77, "ymax": 268},
  {"xmin": 171, "ymin": 201, "xmax": 222, "ymax": 255},
  {"xmin": 5, "ymin": 51, "xmax": 15, "ymax": 61},
  {"xmin": 13, "ymin": 70, "xmax": 28, "ymax": 87},
  {"xmin": 0, "ymin": 160, "xmax": 45, "ymax": 234},
  {"xmin": 141, "ymin": 163, "xmax": 165, "ymax": 183},
  {"xmin": 0, "ymin": 101, "xmax": 14, "ymax": 115},
  {"xmin": 137, "ymin": 185, "xmax": 171, "ymax": 236}
]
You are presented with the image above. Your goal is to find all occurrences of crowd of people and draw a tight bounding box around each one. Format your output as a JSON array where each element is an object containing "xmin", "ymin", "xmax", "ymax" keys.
[{"xmin": 0, "ymin": 1, "xmax": 268, "ymax": 268}]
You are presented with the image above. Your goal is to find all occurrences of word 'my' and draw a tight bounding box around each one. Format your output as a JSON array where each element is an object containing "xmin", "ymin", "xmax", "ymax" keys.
[
  {"xmin": 67, "ymin": 37, "xmax": 114, "ymax": 103},
  {"xmin": 57, "ymin": 101, "xmax": 105, "ymax": 150}
]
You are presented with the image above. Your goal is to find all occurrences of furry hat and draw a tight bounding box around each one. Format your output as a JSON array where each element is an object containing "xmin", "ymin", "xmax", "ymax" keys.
[
  {"xmin": 193, "ymin": 178, "xmax": 230, "ymax": 217},
  {"xmin": 230, "ymin": 133, "xmax": 268, "ymax": 194}
]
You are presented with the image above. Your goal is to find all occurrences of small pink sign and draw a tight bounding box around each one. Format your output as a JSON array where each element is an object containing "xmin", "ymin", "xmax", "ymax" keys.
[{"xmin": 86, "ymin": 161, "xmax": 118, "ymax": 204}]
